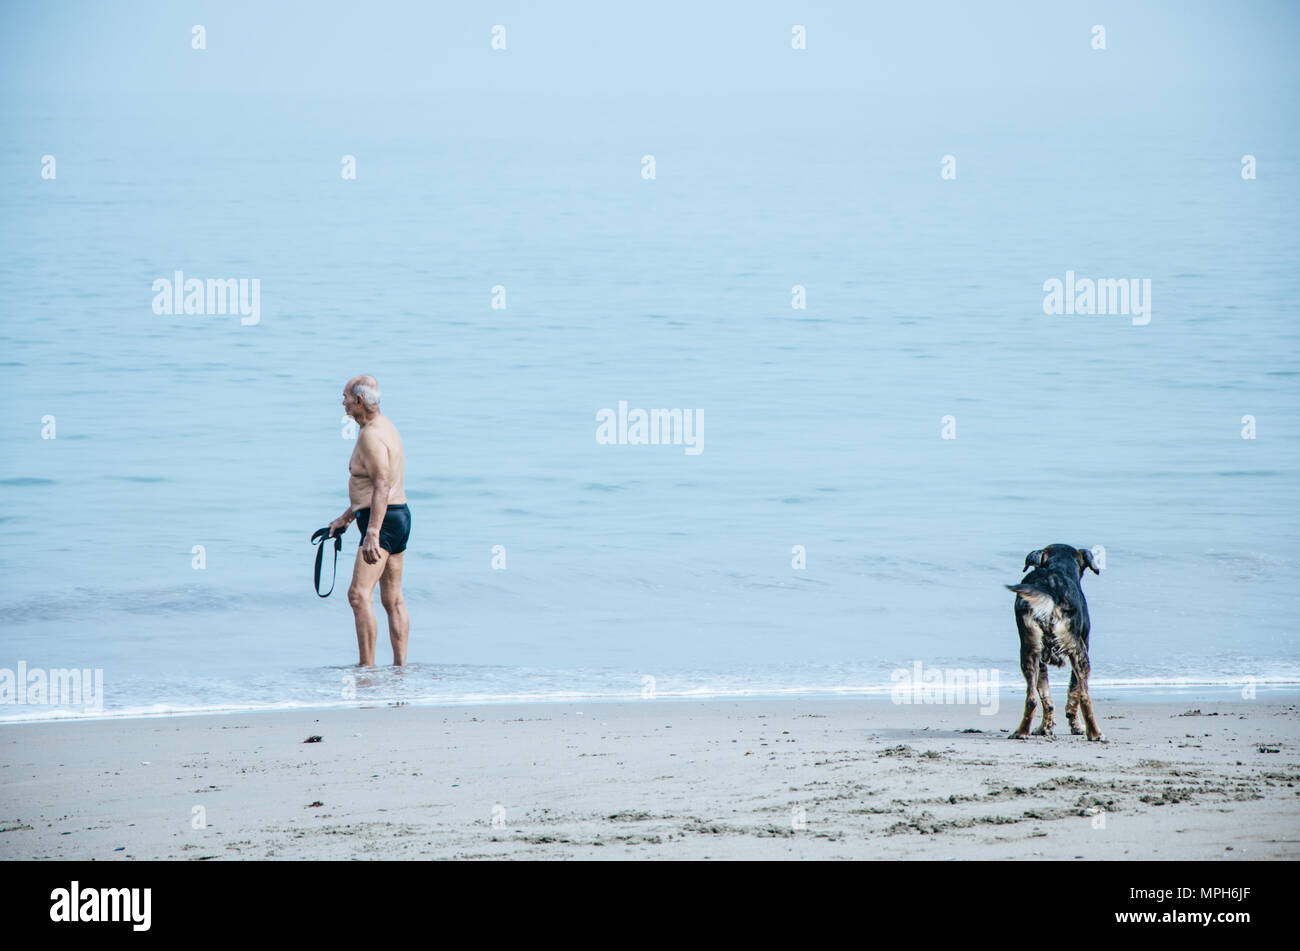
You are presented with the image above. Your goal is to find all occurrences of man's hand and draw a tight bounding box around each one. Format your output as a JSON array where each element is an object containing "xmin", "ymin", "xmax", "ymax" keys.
[
  {"xmin": 361, "ymin": 530, "xmax": 383, "ymax": 564},
  {"xmin": 327, "ymin": 511, "xmax": 352, "ymax": 538}
]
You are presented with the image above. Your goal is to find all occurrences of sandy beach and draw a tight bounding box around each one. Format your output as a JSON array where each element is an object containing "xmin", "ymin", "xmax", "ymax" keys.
[{"xmin": 1, "ymin": 694, "xmax": 1296, "ymax": 861}]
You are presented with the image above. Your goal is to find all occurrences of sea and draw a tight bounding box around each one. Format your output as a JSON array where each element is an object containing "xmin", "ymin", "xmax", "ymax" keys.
[{"xmin": 2, "ymin": 23, "xmax": 1298, "ymax": 721}]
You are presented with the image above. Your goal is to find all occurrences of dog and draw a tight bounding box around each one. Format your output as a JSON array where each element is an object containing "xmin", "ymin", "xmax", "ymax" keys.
[{"xmin": 1006, "ymin": 545, "xmax": 1103, "ymax": 741}]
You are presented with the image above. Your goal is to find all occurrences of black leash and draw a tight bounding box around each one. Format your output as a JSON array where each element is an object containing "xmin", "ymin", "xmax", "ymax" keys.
[{"xmin": 311, "ymin": 526, "xmax": 344, "ymax": 597}]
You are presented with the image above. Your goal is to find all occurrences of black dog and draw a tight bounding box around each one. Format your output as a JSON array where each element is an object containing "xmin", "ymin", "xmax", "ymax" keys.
[{"xmin": 1006, "ymin": 545, "xmax": 1103, "ymax": 741}]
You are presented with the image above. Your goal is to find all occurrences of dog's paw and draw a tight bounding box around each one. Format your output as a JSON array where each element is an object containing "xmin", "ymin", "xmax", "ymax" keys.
[
  {"xmin": 1030, "ymin": 726, "xmax": 1053, "ymax": 737},
  {"xmin": 1069, "ymin": 724, "xmax": 1085, "ymax": 735},
  {"xmin": 1007, "ymin": 731, "xmax": 1028, "ymax": 740},
  {"xmin": 1086, "ymin": 733, "xmax": 1107, "ymax": 742}
]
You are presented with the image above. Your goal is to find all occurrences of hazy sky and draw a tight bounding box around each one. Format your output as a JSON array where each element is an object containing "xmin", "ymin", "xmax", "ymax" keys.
[{"xmin": 2, "ymin": 0, "xmax": 1297, "ymax": 103}]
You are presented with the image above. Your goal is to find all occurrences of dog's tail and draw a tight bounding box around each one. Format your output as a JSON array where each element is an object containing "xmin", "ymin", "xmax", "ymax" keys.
[
  {"xmin": 1008, "ymin": 583, "xmax": 1068, "ymax": 665},
  {"xmin": 1006, "ymin": 583, "xmax": 1056, "ymax": 625}
]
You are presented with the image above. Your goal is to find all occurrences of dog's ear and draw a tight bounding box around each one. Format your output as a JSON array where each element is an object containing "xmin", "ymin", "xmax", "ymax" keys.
[
  {"xmin": 1078, "ymin": 548, "xmax": 1101, "ymax": 575},
  {"xmin": 1023, "ymin": 549, "xmax": 1045, "ymax": 572}
]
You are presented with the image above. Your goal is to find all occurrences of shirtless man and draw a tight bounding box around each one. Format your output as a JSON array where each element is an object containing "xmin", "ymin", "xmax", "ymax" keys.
[{"xmin": 326, "ymin": 375, "xmax": 411, "ymax": 666}]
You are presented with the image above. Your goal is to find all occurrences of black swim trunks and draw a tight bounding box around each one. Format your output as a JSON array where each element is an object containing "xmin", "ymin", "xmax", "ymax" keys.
[{"xmin": 354, "ymin": 503, "xmax": 411, "ymax": 555}]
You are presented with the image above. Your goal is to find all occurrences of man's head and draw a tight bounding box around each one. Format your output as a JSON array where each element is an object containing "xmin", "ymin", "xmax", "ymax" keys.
[{"xmin": 343, "ymin": 375, "xmax": 381, "ymax": 422}]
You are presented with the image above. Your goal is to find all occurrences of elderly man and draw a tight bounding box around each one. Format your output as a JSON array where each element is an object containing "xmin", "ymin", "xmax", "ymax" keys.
[{"xmin": 327, "ymin": 375, "xmax": 411, "ymax": 666}]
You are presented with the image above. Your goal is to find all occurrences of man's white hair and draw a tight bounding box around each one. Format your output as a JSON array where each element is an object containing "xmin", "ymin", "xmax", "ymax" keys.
[{"xmin": 351, "ymin": 380, "xmax": 381, "ymax": 406}]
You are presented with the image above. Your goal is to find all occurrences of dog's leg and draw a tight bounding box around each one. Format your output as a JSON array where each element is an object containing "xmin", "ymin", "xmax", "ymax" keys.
[
  {"xmin": 1009, "ymin": 653, "xmax": 1038, "ymax": 739},
  {"xmin": 1031, "ymin": 664, "xmax": 1054, "ymax": 736},
  {"xmin": 1065, "ymin": 668, "xmax": 1084, "ymax": 735},
  {"xmin": 1074, "ymin": 655, "xmax": 1105, "ymax": 742}
]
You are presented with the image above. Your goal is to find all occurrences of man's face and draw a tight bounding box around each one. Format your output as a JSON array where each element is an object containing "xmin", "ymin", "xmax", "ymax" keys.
[{"xmin": 342, "ymin": 385, "xmax": 363, "ymax": 421}]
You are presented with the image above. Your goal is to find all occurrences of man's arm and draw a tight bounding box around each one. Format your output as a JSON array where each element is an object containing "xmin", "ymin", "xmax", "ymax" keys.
[
  {"xmin": 358, "ymin": 429, "xmax": 391, "ymax": 563},
  {"xmin": 327, "ymin": 505, "xmax": 356, "ymax": 537}
]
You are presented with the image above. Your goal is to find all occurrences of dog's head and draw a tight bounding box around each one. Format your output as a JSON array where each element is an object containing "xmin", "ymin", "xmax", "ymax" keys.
[{"xmin": 1023, "ymin": 544, "xmax": 1100, "ymax": 578}]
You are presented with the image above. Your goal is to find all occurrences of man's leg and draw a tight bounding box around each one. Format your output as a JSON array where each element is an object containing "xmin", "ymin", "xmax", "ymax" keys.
[
  {"xmin": 379, "ymin": 551, "xmax": 409, "ymax": 666},
  {"xmin": 347, "ymin": 547, "xmax": 389, "ymax": 666}
]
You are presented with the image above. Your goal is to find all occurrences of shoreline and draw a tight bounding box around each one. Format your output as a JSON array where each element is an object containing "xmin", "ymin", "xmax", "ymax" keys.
[
  {"xmin": 2, "ymin": 693, "xmax": 1296, "ymax": 860},
  {"xmin": 1, "ymin": 681, "xmax": 1296, "ymax": 727}
]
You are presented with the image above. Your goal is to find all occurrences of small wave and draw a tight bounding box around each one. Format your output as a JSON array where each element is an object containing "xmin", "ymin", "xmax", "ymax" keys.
[{"xmin": 3, "ymin": 673, "xmax": 1297, "ymax": 725}]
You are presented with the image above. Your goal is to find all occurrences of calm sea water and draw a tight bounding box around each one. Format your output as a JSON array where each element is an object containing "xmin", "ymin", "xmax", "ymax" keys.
[{"xmin": 2, "ymin": 88, "xmax": 1298, "ymax": 721}]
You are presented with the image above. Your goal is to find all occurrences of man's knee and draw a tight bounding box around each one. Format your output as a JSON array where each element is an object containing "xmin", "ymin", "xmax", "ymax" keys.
[
  {"xmin": 347, "ymin": 585, "xmax": 372, "ymax": 611},
  {"xmin": 380, "ymin": 589, "xmax": 405, "ymax": 613}
]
